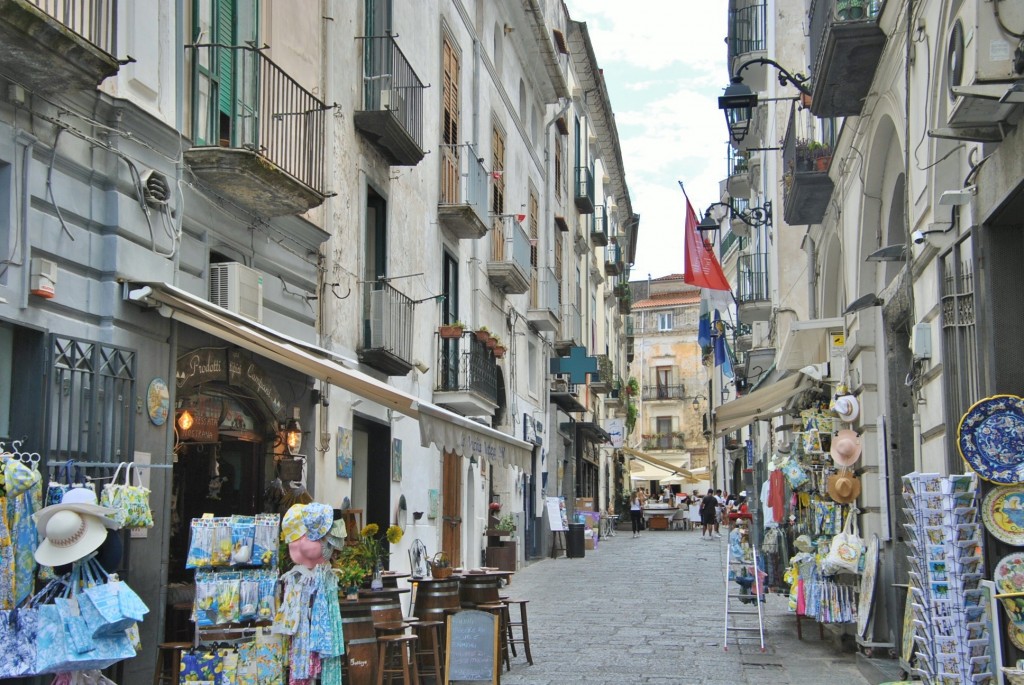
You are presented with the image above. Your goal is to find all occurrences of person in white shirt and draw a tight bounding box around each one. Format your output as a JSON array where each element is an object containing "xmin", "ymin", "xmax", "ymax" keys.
[{"xmin": 629, "ymin": 488, "xmax": 646, "ymax": 538}]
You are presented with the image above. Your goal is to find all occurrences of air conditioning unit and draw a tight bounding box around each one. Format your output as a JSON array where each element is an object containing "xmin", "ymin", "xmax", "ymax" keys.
[
  {"xmin": 940, "ymin": 0, "xmax": 1023, "ymax": 135},
  {"xmin": 751, "ymin": 321, "xmax": 770, "ymax": 348},
  {"xmin": 209, "ymin": 262, "xmax": 263, "ymax": 323},
  {"xmin": 379, "ymin": 88, "xmax": 404, "ymax": 113}
]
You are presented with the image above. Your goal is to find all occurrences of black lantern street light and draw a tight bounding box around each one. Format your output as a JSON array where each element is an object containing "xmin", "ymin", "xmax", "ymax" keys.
[
  {"xmin": 698, "ymin": 200, "xmax": 773, "ymax": 232},
  {"xmin": 719, "ymin": 57, "xmax": 813, "ymax": 143}
]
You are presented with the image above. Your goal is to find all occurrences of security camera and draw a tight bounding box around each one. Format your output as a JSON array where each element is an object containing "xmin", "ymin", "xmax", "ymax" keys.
[{"xmin": 912, "ymin": 230, "xmax": 926, "ymax": 245}]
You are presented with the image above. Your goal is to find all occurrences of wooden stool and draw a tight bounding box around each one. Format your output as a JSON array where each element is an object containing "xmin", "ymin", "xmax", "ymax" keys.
[
  {"xmin": 152, "ymin": 641, "xmax": 192, "ymax": 685},
  {"xmin": 409, "ymin": 619, "xmax": 444, "ymax": 684},
  {"xmin": 476, "ymin": 602, "xmax": 511, "ymax": 672},
  {"xmin": 376, "ymin": 634, "xmax": 420, "ymax": 685},
  {"xmin": 505, "ymin": 599, "xmax": 533, "ymax": 665}
]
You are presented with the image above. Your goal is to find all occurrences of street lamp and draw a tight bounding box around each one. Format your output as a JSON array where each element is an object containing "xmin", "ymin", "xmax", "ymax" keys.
[
  {"xmin": 698, "ymin": 201, "xmax": 773, "ymax": 231},
  {"xmin": 719, "ymin": 58, "xmax": 812, "ymax": 143}
]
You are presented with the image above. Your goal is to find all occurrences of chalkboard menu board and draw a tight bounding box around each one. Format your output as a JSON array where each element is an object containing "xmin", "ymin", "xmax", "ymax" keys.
[{"xmin": 445, "ymin": 609, "xmax": 498, "ymax": 684}]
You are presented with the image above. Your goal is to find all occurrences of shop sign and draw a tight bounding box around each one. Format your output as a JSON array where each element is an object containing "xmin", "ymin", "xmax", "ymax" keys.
[
  {"xmin": 176, "ymin": 347, "xmax": 227, "ymax": 389},
  {"xmin": 228, "ymin": 350, "xmax": 286, "ymax": 419},
  {"xmin": 745, "ymin": 439, "xmax": 753, "ymax": 469},
  {"xmin": 180, "ymin": 395, "xmax": 222, "ymax": 442}
]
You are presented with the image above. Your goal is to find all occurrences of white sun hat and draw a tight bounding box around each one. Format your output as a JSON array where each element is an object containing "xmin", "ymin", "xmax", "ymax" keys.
[
  {"xmin": 833, "ymin": 395, "xmax": 860, "ymax": 423},
  {"xmin": 34, "ymin": 509, "xmax": 111, "ymax": 567}
]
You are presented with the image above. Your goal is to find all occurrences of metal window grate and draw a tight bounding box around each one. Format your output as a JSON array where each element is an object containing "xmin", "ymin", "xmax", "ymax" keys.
[
  {"xmin": 940, "ymin": 234, "xmax": 978, "ymax": 472},
  {"xmin": 48, "ymin": 335, "xmax": 136, "ymax": 465}
]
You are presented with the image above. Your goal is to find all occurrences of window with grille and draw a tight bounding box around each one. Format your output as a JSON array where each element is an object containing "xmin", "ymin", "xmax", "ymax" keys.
[
  {"xmin": 554, "ymin": 142, "xmax": 562, "ymax": 202},
  {"xmin": 554, "ymin": 233, "xmax": 564, "ymax": 306},
  {"xmin": 940, "ymin": 233, "xmax": 979, "ymax": 472},
  {"xmin": 529, "ymin": 187, "xmax": 539, "ymax": 308},
  {"xmin": 48, "ymin": 335, "xmax": 136, "ymax": 464}
]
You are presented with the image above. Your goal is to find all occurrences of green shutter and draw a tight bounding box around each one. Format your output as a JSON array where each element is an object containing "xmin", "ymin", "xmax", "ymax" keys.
[{"xmin": 216, "ymin": 0, "xmax": 234, "ymax": 118}]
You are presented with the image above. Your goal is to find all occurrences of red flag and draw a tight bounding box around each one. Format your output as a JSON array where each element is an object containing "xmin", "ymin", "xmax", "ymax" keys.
[{"xmin": 682, "ymin": 188, "xmax": 732, "ymax": 292}]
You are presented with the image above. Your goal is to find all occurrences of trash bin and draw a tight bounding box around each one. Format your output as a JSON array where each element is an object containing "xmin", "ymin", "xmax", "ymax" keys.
[{"xmin": 567, "ymin": 523, "xmax": 586, "ymax": 558}]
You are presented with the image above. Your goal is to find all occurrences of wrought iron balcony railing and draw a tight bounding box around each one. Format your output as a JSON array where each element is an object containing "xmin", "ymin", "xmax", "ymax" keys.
[
  {"xmin": 807, "ymin": 0, "xmax": 885, "ymax": 117},
  {"xmin": 359, "ymin": 280, "xmax": 415, "ymax": 376},
  {"xmin": 641, "ymin": 384, "xmax": 687, "ymax": 401},
  {"xmin": 438, "ymin": 143, "xmax": 489, "ymax": 239},
  {"xmin": 186, "ymin": 44, "xmax": 328, "ymax": 195},
  {"xmin": 728, "ymin": 1, "xmax": 767, "ymax": 58},
  {"xmin": 574, "ymin": 165, "xmax": 595, "ymax": 213},
  {"xmin": 642, "ymin": 435, "xmax": 686, "ymax": 451},
  {"xmin": 29, "ymin": 0, "xmax": 117, "ymax": 54},
  {"xmin": 487, "ymin": 215, "xmax": 532, "ymax": 294},
  {"xmin": 591, "ymin": 204, "xmax": 608, "ymax": 246},
  {"xmin": 737, "ymin": 253, "xmax": 770, "ymax": 305},
  {"xmin": 435, "ymin": 332, "xmax": 498, "ymax": 401},
  {"xmin": 355, "ymin": 34, "xmax": 425, "ymax": 165}
]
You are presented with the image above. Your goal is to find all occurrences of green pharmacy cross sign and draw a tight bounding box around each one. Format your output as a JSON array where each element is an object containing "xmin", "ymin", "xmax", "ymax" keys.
[{"xmin": 550, "ymin": 346, "xmax": 598, "ymax": 385}]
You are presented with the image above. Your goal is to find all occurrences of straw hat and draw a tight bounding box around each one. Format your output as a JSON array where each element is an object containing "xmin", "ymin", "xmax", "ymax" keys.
[
  {"xmin": 34, "ymin": 509, "xmax": 112, "ymax": 567},
  {"xmin": 33, "ymin": 498, "xmax": 119, "ymax": 538},
  {"xmin": 827, "ymin": 471, "xmax": 862, "ymax": 504},
  {"xmin": 794, "ymin": 534, "xmax": 813, "ymax": 553},
  {"xmin": 833, "ymin": 395, "xmax": 860, "ymax": 423},
  {"xmin": 830, "ymin": 429, "xmax": 863, "ymax": 467}
]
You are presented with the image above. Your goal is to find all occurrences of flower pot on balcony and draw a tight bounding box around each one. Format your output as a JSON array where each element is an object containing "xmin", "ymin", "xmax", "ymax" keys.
[
  {"xmin": 814, "ymin": 155, "xmax": 832, "ymax": 172},
  {"xmin": 438, "ymin": 324, "xmax": 464, "ymax": 339},
  {"xmin": 475, "ymin": 330, "xmax": 491, "ymax": 343},
  {"xmin": 493, "ymin": 345, "xmax": 506, "ymax": 358},
  {"xmin": 486, "ymin": 337, "xmax": 498, "ymax": 350}
]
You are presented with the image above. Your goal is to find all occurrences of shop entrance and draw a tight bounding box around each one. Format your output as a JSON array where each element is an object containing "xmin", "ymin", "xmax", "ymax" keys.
[{"xmin": 352, "ymin": 415, "xmax": 393, "ymax": 567}]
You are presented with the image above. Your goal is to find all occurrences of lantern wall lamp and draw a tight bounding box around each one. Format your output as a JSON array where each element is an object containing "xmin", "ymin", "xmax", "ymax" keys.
[{"xmin": 719, "ymin": 57, "xmax": 812, "ymax": 143}]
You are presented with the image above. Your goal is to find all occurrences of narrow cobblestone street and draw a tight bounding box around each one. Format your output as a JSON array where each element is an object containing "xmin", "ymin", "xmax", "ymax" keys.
[{"xmin": 497, "ymin": 528, "xmax": 872, "ymax": 685}]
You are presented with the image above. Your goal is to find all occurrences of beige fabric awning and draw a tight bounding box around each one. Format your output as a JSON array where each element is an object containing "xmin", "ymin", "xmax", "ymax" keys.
[
  {"xmin": 713, "ymin": 371, "xmax": 816, "ymax": 437},
  {"xmin": 622, "ymin": 447, "xmax": 701, "ymax": 482},
  {"xmin": 140, "ymin": 283, "xmax": 532, "ymax": 469},
  {"xmin": 777, "ymin": 317, "xmax": 844, "ymax": 371}
]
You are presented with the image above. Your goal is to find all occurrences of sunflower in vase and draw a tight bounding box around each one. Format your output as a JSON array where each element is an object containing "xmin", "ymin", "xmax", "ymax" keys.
[{"xmin": 340, "ymin": 523, "xmax": 404, "ymax": 589}]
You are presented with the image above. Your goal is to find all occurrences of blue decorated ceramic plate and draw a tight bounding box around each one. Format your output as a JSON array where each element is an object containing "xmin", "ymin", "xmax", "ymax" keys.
[{"xmin": 959, "ymin": 395, "xmax": 1024, "ymax": 484}]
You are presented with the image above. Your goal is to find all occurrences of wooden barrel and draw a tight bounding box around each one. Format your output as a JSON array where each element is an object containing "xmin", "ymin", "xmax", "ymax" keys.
[
  {"xmin": 459, "ymin": 574, "xmax": 500, "ymax": 608},
  {"xmin": 338, "ymin": 600, "xmax": 377, "ymax": 685},
  {"xmin": 366, "ymin": 591, "xmax": 405, "ymax": 628}
]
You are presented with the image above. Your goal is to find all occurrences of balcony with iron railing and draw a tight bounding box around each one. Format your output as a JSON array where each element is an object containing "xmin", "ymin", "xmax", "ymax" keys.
[
  {"xmin": 642, "ymin": 434, "xmax": 686, "ymax": 452},
  {"xmin": 438, "ymin": 143, "xmax": 489, "ymax": 239},
  {"xmin": 549, "ymin": 375, "xmax": 586, "ymax": 413},
  {"xmin": 591, "ymin": 355, "xmax": 613, "ymax": 394},
  {"xmin": 727, "ymin": 145, "xmax": 751, "ymax": 198},
  {"xmin": 782, "ymin": 104, "xmax": 836, "ymax": 225},
  {"xmin": 590, "ymin": 205, "xmax": 609, "ymax": 246},
  {"xmin": 808, "ymin": 0, "xmax": 885, "ymax": 117},
  {"xmin": 354, "ymin": 35, "xmax": 426, "ymax": 166},
  {"xmin": 487, "ymin": 215, "xmax": 531, "ymax": 294},
  {"xmin": 737, "ymin": 252, "xmax": 771, "ymax": 322},
  {"xmin": 555, "ymin": 302, "xmax": 583, "ymax": 354},
  {"xmin": 727, "ymin": 0, "xmax": 768, "ymax": 92},
  {"xmin": 0, "ymin": 0, "xmax": 121, "ymax": 94},
  {"xmin": 641, "ymin": 384, "xmax": 687, "ymax": 401},
  {"xmin": 574, "ymin": 166, "xmax": 595, "ymax": 214},
  {"xmin": 358, "ymin": 281, "xmax": 415, "ymax": 376},
  {"xmin": 606, "ymin": 376, "xmax": 625, "ymax": 408},
  {"xmin": 433, "ymin": 332, "xmax": 499, "ymax": 416},
  {"xmin": 605, "ymin": 242, "xmax": 623, "ymax": 277},
  {"xmin": 527, "ymin": 266, "xmax": 561, "ymax": 332},
  {"xmin": 185, "ymin": 44, "xmax": 328, "ymax": 217}
]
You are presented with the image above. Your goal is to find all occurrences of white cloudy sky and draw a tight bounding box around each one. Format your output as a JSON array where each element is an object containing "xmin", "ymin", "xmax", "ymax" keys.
[{"xmin": 563, "ymin": 0, "xmax": 729, "ymax": 281}]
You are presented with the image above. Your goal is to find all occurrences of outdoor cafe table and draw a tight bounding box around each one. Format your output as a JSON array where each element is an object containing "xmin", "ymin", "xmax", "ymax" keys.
[
  {"xmin": 336, "ymin": 595, "xmax": 384, "ymax": 685},
  {"xmin": 642, "ymin": 506, "xmax": 678, "ymax": 529}
]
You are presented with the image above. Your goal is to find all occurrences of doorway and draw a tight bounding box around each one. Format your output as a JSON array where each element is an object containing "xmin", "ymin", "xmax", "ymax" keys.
[
  {"xmin": 442, "ymin": 449, "xmax": 463, "ymax": 567},
  {"xmin": 353, "ymin": 415, "xmax": 393, "ymax": 567}
]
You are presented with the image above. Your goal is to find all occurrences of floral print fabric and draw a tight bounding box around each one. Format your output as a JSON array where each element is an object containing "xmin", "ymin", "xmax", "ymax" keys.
[
  {"xmin": 0, "ymin": 605, "xmax": 38, "ymax": 677},
  {"xmin": 0, "ymin": 495, "xmax": 14, "ymax": 610}
]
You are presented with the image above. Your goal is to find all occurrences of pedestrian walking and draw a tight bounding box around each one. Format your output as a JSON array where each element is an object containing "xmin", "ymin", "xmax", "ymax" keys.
[
  {"xmin": 629, "ymin": 488, "xmax": 646, "ymax": 538},
  {"xmin": 713, "ymin": 489, "xmax": 725, "ymax": 538},
  {"xmin": 699, "ymin": 489, "xmax": 719, "ymax": 539},
  {"xmin": 687, "ymin": 492, "xmax": 702, "ymax": 531}
]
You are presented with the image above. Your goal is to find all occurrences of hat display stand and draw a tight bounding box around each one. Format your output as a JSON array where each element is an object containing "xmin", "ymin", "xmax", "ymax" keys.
[{"xmin": 901, "ymin": 472, "xmax": 991, "ymax": 684}]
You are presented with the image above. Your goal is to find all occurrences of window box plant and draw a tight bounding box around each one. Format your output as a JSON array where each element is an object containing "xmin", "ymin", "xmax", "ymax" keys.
[
  {"xmin": 475, "ymin": 326, "xmax": 491, "ymax": 343},
  {"xmin": 493, "ymin": 343, "xmax": 507, "ymax": 358},
  {"xmin": 438, "ymin": 321, "xmax": 465, "ymax": 339}
]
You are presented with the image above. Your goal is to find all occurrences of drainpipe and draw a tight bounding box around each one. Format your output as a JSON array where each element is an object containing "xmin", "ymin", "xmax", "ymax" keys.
[
  {"xmin": 800, "ymin": 233, "xmax": 817, "ymax": 319},
  {"xmin": 16, "ymin": 130, "xmax": 37, "ymax": 310}
]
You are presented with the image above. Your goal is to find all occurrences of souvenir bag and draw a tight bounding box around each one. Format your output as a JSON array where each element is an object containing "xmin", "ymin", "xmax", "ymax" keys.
[
  {"xmin": 78, "ymin": 558, "xmax": 148, "ymax": 638},
  {"xmin": 779, "ymin": 457, "xmax": 809, "ymax": 490},
  {"xmin": 0, "ymin": 598, "xmax": 40, "ymax": 678},
  {"xmin": 823, "ymin": 508, "xmax": 863, "ymax": 575},
  {"xmin": 50, "ymin": 671, "xmax": 118, "ymax": 685},
  {"xmin": 100, "ymin": 462, "xmax": 153, "ymax": 529},
  {"xmin": 179, "ymin": 649, "xmax": 221, "ymax": 685}
]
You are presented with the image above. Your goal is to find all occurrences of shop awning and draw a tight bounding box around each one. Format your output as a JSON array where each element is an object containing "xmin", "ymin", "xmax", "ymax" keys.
[
  {"xmin": 713, "ymin": 369, "xmax": 817, "ymax": 437},
  {"xmin": 622, "ymin": 447, "xmax": 697, "ymax": 480},
  {"xmin": 138, "ymin": 283, "xmax": 532, "ymax": 469},
  {"xmin": 777, "ymin": 317, "xmax": 844, "ymax": 372}
]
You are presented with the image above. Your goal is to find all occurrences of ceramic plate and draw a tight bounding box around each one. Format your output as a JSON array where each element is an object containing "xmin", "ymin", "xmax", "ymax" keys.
[
  {"xmin": 994, "ymin": 552, "xmax": 1024, "ymax": 649},
  {"xmin": 958, "ymin": 395, "xmax": 1024, "ymax": 484},
  {"xmin": 983, "ymin": 486, "xmax": 1024, "ymax": 545}
]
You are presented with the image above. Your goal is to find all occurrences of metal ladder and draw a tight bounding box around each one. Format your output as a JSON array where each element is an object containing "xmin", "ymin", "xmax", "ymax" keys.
[{"xmin": 723, "ymin": 537, "xmax": 766, "ymax": 652}]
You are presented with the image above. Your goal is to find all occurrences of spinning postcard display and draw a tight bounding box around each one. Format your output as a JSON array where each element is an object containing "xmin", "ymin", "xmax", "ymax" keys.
[{"xmin": 902, "ymin": 472, "xmax": 991, "ymax": 685}]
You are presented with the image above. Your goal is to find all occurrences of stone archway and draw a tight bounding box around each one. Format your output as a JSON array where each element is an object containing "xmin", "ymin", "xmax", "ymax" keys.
[{"xmin": 857, "ymin": 115, "xmax": 904, "ymax": 300}]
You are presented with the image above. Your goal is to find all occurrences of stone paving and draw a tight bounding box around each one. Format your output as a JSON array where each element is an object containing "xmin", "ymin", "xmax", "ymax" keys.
[{"xmin": 496, "ymin": 526, "xmax": 873, "ymax": 685}]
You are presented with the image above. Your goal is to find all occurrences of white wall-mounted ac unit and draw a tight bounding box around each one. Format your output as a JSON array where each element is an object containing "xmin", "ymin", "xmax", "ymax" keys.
[
  {"xmin": 379, "ymin": 88, "xmax": 404, "ymax": 113},
  {"xmin": 209, "ymin": 262, "xmax": 263, "ymax": 323},
  {"xmin": 751, "ymin": 321, "xmax": 770, "ymax": 349},
  {"xmin": 944, "ymin": 0, "xmax": 1023, "ymax": 129}
]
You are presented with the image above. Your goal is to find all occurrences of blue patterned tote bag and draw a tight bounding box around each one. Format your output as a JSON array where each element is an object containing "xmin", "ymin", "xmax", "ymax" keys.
[
  {"xmin": 0, "ymin": 601, "xmax": 39, "ymax": 677},
  {"xmin": 34, "ymin": 602, "xmax": 135, "ymax": 674},
  {"xmin": 78, "ymin": 559, "xmax": 148, "ymax": 637}
]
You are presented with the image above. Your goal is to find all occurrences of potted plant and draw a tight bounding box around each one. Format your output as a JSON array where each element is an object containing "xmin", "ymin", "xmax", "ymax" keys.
[
  {"xmin": 812, "ymin": 142, "xmax": 833, "ymax": 172},
  {"xmin": 438, "ymin": 321, "xmax": 465, "ymax": 339},
  {"xmin": 493, "ymin": 342, "xmax": 507, "ymax": 358},
  {"xmin": 495, "ymin": 514, "xmax": 516, "ymax": 534},
  {"xmin": 429, "ymin": 551, "xmax": 452, "ymax": 579},
  {"xmin": 342, "ymin": 522, "xmax": 404, "ymax": 590},
  {"xmin": 475, "ymin": 326, "xmax": 491, "ymax": 343},
  {"xmin": 486, "ymin": 334, "xmax": 499, "ymax": 350},
  {"xmin": 333, "ymin": 559, "xmax": 367, "ymax": 600},
  {"xmin": 794, "ymin": 139, "xmax": 814, "ymax": 172}
]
